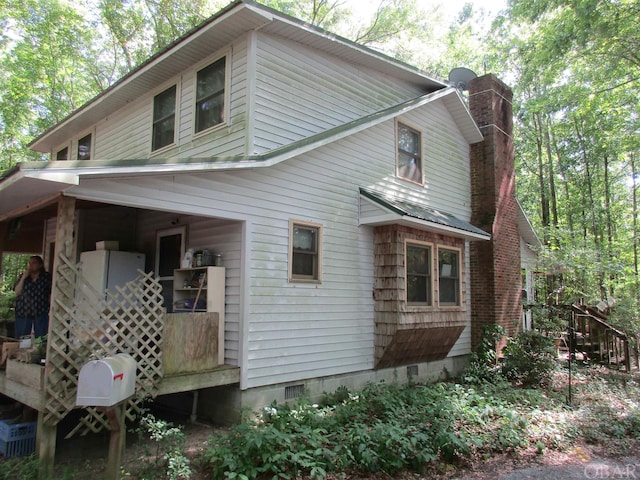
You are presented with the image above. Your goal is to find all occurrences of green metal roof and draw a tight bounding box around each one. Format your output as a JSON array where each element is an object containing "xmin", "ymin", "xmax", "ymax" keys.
[{"xmin": 360, "ymin": 187, "xmax": 490, "ymax": 239}]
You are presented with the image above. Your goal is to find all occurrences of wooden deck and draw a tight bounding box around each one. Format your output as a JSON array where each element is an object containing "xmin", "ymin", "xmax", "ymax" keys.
[{"xmin": 0, "ymin": 363, "xmax": 239, "ymax": 405}]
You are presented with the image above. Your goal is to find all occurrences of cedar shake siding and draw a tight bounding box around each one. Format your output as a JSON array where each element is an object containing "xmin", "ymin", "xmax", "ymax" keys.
[{"xmin": 374, "ymin": 224, "xmax": 466, "ymax": 368}]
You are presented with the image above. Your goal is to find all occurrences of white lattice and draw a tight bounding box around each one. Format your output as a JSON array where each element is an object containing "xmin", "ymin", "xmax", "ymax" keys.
[{"xmin": 44, "ymin": 254, "xmax": 166, "ymax": 437}]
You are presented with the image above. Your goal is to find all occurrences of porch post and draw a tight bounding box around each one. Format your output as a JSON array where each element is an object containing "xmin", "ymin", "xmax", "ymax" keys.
[
  {"xmin": 38, "ymin": 195, "xmax": 77, "ymax": 478},
  {"xmin": 37, "ymin": 412, "xmax": 57, "ymax": 480}
]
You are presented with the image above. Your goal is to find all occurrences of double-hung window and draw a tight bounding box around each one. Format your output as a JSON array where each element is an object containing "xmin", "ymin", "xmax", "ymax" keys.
[
  {"xmin": 438, "ymin": 248, "xmax": 460, "ymax": 306},
  {"xmin": 406, "ymin": 242, "xmax": 432, "ymax": 305},
  {"xmin": 195, "ymin": 57, "xmax": 226, "ymax": 133},
  {"xmin": 152, "ymin": 85, "xmax": 177, "ymax": 151},
  {"xmin": 77, "ymin": 134, "xmax": 92, "ymax": 160},
  {"xmin": 396, "ymin": 122, "xmax": 422, "ymax": 184},
  {"xmin": 290, "ymin": 221, "xmax": 322, "ymax": 282}
]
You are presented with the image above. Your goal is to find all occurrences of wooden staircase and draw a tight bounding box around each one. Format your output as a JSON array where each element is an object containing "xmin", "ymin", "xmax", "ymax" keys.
[{"xmin": 567, "ymin": 303, "xmax": 638, "ymax": 371}]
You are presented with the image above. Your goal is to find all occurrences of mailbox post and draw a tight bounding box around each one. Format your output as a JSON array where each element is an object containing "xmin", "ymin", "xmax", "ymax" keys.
[{"xmin": 76, "ymin": 354, "xmax": 137, "ymax": 480}]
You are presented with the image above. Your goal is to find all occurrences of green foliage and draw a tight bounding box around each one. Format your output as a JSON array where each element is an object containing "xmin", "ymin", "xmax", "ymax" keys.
[
  {"xmin": 463, "ymin": 324, "xmax": 505, "ymax": 384},
  {"xmin": 202, "ymin": 380, "xmax": 539, "ymax": 478},
  {"xmin": 124, "ymin": 413, "xmax": 192, "ymax": 480},
  {"xmin": 0, "ymin": 455, "xmax": 75, "ymax": 480},
  {"xmin": 0, "ymin": 455, "xmax": 40, "ymax": 480},
  {"xmin": 1, "ymin": 254, "xmax": 31, "ymax": 320},
  {"xmin": 502, "ymin": 330, "xmax": 558, "ymax": 387}
]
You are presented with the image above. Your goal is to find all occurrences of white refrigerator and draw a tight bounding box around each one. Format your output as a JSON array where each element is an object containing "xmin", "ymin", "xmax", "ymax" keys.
[{"xmin": 79, "ymin": 250, "xmax": 146, "ymax": 298}]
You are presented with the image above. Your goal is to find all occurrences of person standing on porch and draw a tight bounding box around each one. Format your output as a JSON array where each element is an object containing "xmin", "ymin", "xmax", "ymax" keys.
[{"xmin": 13, "ymin": 255, "xmax": 52, "ymax": 339}]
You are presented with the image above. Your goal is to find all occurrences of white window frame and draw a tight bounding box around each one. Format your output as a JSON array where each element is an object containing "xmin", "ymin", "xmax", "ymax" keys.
[
  {"xmin": 437, "ymin": 246, "xmax": 462, "ymax": 307},
  {"xmin": 150, "ymin": 82, "xmax": 180, "ymax": 154},
  {"xmin": 192, "ymin": 51, "xmax": 230, "ymax": 138},
  {"xmin": 396, "ymin": 120, "xmax": 423, "ymax": 185},
  {"xmin": 405, "ymin": 240, "xmax": 434, "ymax": 306},
  {"xmin": 289, "ymin": 220, "xmax": 323, "ymax": 283},
  {"xmin": 74, "ymin": 130, "xmax": 95, "ymax": 161},
  {"xmin": 54, "ymin": 143, "xmax": 71, "ymax": 161}
]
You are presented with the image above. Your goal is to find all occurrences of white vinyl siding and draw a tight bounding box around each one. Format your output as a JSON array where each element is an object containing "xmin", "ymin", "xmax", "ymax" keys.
[
  {"xmin": 68, "ymin": 95, "xmax": 473, "ymax": 389},
  {"xmin": 251, "ymin": 32, "xmax": 425, "ymax": 153},
  {"xmin": 67, "ymin": 32, "xmax": 432, "ymax": 162},
  {"xmin": 90, "ymin": 40, "xmax": 249, "ymax": 161}
]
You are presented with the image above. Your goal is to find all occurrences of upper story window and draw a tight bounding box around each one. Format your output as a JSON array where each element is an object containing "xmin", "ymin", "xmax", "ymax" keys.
[
  {"xmin": 290, "ymin": 220, "xmax": 322, "ymax": 283},
  {"xmin": 152, "ymin": 85, "xmax": 177, "ymax": 151},
  {"xmin": 56, "ymin": 147, "xmax": 68, "ymax": 161},
  {"xmin": 77, "ymin": 133, "xmax": 92, "ymax": 160},
  {"xmin": 195, "ymin": 57, "xmax": 226, "ymax": 133},
  {"xmin": 438, "ymin": 248, "xmax": 460, "ymax": 306},
  {"xmin": 406, "ymin": 241, "xmax": 432, "ymax": 305},
  {"xmin": 396, "ymin": 121, "xmax": 422, "ymax": 184}
]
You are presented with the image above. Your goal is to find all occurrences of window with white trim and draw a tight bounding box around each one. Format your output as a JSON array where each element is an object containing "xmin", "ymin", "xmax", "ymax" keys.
[
  {"xmin": 77, "ymin": 133, "xmax": 92, "ymax": 160},
  {"xmin": 195, "ymin": 57, "xmax": 226, "ymax": 133},
  {"xmin": 438, "ymin": 248, "xmax": 460, "ymax": 306},
  {"xmin": 396, "ymin": 121, "xmax": 422, "ymax": 184},
  {"xmin": 405, "ymin": 242, "xmax": 432, "ymax": 305},
  {"xmin": 290, "ymin": 221, "xmax": 322, "ymax": 282},
  {"xmin": 152, "ymin": 85, "xmax": 177, "ymax": 151},
  {"xmin": 56, "ymin": 146, "xmax": 68, "ymax": 161}
]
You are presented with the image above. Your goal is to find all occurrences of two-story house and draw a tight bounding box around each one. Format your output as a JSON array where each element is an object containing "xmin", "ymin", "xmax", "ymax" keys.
[{"xmin": 0, "ymin": 0, "xmax": 538, "ymax": 466}]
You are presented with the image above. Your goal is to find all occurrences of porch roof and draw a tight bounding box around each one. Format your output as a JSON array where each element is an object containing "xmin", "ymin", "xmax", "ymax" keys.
[{"xmin": 359, "ymin": 187, "xmax": 491, "ymax": 241}]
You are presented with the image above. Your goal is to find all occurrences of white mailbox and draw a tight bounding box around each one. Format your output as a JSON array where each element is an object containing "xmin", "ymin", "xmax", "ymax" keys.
[{"xmin": 76, "ymin": 353, "xmax": 137, "ymax": 407}]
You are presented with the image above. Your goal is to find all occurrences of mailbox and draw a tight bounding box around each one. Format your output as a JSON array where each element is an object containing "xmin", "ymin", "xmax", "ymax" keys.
[{"xmin": 76, "ymin": 353, "xmax": 137, "ymax": 407}]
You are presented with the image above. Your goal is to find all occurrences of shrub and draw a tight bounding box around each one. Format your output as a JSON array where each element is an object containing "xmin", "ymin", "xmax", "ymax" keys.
[
  {"xmin": 463, "ymin": 324, "xmax": 505, "ymax": 384},
  {"xmin": 502, "ymin": 330, "xmax": 557, "ymax": 386}
]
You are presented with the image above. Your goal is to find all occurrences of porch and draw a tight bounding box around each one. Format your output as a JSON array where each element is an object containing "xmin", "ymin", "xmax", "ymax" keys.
[{"xmin": 0, "ymin": 195, "xmax": 241, "ymax": 474}]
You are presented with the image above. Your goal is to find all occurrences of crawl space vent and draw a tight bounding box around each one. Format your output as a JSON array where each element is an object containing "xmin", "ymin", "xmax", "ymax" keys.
[{"xmin": 285, "ymin": 384, "xmax": 305, "ymax": 400}]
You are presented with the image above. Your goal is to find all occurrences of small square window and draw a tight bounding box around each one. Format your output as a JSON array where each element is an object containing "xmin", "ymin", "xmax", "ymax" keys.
[
  {"xmin": 78, "ymin": 134, "xmax": 92, "ymax": 160},
  {"xmin": 290, "ymin": 221, "xmax": 322, "ymax": 282},
  {"xmin": 195, "ymin": 57, "xmax": 226, "ymax": 133},
  {"xmin": 152, "ymin": 85, "xmax": 177, "ymax": 151},
  {"xmin": 439, "ymin": 248, "xmax": 460, "ymax": 306},
  {"xmin": 56, "ymin": 147, "xmax": 68, "ymax": 161},
  {"xmin": 406, "ymin": 242, "xmax": 431, "ymax": 305},
  {"xmin": 397, "ymin": 122, "xmax": 422, "ymax": 184}
]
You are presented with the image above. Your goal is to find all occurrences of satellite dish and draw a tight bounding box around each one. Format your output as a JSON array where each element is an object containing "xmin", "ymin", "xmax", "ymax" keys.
[{"xmin": 448, "ymin": 67, "xmax": 478, "ymax": 91}]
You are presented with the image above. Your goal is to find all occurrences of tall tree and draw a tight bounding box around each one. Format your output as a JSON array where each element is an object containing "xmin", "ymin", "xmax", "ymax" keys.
[{"xmin": 499, "ymin": 0, "xmax": 640, "ymax": 319}]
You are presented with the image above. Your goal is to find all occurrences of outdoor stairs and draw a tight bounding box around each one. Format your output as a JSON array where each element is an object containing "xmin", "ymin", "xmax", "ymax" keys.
[{"xmin": 567, "ymin": 303, "xmax": 639, "ymax": 371}]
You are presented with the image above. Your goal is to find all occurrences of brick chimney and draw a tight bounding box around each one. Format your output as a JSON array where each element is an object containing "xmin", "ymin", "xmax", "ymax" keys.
[{"xmin": 468, "ymin": 74, "xmax": 522, "ymax": 348}]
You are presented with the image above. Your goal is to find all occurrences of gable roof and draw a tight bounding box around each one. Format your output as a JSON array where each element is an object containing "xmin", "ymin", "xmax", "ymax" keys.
[
  {"xmin": 29, "ymin": 0, "xmax": 448, "ymax": 153},
  {"xmin": 359, "ymin": 187, "xmax": 491, "ymax": 241}
]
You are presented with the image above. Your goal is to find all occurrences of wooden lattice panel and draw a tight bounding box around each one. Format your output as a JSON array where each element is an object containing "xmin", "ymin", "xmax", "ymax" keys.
[{"xmin": 44, "ymin": 254, "xmax": 166, "ymax": 437}]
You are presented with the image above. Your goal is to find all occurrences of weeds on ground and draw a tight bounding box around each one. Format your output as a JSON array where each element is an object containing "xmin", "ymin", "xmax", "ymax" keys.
[
  {"xmin": 0, "ymin": 455, "xmax": 76, "ymax": 480},
  {"xmin": 122, "ymin": 413, "xmax": 191, "ymax": 480},
  {"xmin": 202, "ymin": 381, "xmax": 545, "ymax": 479},
  {"xmin": 201, "ymin": 326, "xmax": 640, "ymax": 480}
]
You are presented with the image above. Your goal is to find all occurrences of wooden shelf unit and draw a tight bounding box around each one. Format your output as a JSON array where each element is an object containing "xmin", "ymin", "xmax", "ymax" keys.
[{"xmin": 173, "ymin": 267, "xmax": 225, "ymax": 365}]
